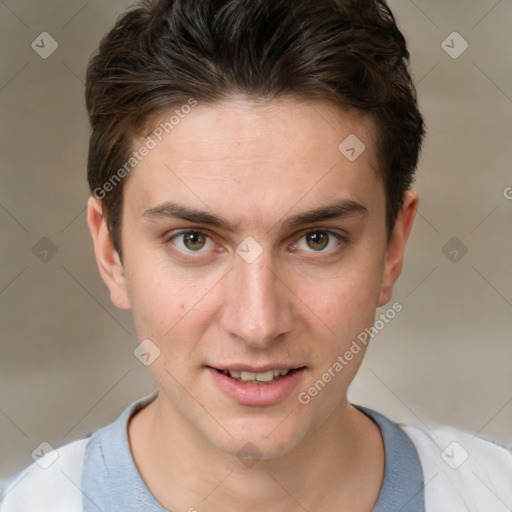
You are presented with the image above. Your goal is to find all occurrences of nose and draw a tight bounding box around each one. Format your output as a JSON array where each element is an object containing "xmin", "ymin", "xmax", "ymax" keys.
[{"xmin": 220, "ymin": 248, "xmax": 294, "ymax": 348}]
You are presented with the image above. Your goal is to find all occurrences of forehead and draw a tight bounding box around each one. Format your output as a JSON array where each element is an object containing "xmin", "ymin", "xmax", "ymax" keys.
[{"xmin": 124, "ymin": 97, "xmax": 383, "ymax": 226}]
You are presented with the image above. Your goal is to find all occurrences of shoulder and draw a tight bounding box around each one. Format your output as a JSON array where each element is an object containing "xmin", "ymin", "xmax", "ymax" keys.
[
  {"xmin": 0, "ymin": 392, "xmax": 158, "ymax": 512},
  {"xmin": 1, "ymin": 436, "xmax": 91, "ymax": 512},
  {"xmin": 401, "ymin": 422, "xmax": 512, "ymax": 511}
]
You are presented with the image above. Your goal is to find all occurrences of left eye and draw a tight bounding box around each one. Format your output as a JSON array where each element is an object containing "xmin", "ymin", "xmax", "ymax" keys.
[{"xmin": 293, "ymin": 230, "xmax": 342, "ymax": 253}]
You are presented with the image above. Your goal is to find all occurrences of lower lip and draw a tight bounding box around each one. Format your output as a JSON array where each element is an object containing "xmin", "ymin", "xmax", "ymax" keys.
[{"xmin": 207, "ymin": 367, "xmax": 306, "ymax": 406}]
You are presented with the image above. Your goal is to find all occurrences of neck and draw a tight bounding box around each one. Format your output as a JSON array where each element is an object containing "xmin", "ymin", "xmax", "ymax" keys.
[{"xmin": 128, "ymin": 395, "xmax": 384, "ymax": 512}]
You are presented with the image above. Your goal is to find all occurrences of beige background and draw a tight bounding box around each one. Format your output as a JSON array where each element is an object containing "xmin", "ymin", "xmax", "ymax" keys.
[{"xmin": 1, "ymin": 0, "xmax": 511, "ymax": 479}]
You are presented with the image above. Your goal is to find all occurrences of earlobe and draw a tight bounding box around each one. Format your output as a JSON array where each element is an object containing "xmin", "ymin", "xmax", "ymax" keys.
[
  {"xmin": 377, "ymin": 190, "xmax": 418, "ymax": 307},
  {"xmin": 86, "ymin": 196, "xmax": 131, "ymax": 310}
]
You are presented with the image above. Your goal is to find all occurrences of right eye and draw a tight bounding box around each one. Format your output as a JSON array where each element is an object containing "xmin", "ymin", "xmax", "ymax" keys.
[{"xmin": 166, "ymin": 230, "xmax": 216, "ymax": 254}]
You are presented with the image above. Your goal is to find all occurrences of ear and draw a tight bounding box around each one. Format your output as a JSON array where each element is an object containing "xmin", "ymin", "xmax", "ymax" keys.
[
  {"xmin": 86, "ymin": 196, "xmax": 131, "ymax": 310},
  {"xmin": 377, "ymin": 190, "xmax": 418, "ymax": 307}
]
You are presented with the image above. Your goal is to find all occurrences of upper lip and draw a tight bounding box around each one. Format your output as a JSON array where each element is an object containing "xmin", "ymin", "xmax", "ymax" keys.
[{"xmin": 208, "ymin": 364, "xmax": 306, "ymax": 373}]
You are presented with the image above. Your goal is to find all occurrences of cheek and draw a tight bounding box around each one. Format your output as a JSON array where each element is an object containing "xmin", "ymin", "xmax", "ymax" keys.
[
  {"xmin": 126, "ymin": 269, "xmax": 206, "ymax": 380},
  {"xmin": 124, "ymin": 240, "xmax": 189, "ymax": 300},
  {"xmin": 124, "ymin": 259, "xmax": 227, "ymax": 376},
  {"xmin": 123, "ymin": 254, "xmax": 194, "ymax": 337},
  {"xmin": 294, "ymin": 256, "xmax": 382, "ymax": 340},
  {"xmin": 132, "ymin": 285, "xmax": 204, "ymax": 341}
]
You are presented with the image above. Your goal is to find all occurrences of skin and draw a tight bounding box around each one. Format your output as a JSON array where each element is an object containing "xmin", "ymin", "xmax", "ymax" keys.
[{"xmin": 87, "ymin": 97, "xmax": 418, "ymax": 512}]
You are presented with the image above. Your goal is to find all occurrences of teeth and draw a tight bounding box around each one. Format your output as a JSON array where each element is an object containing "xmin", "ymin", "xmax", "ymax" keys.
[{"xmin": 223, "ymin": 369, "xmax": 292, "ymax": 382}]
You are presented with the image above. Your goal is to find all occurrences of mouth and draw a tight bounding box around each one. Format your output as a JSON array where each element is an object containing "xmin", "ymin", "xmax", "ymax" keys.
[
  {"xmin": 206, "ymin": 365, "xmax": 307, "ymax": 406},
  {"xmin": 214, "ymin": 367, "xmax": 305, "ymax": 385}
]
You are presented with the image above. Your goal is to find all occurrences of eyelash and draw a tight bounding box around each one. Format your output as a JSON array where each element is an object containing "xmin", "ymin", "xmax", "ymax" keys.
[{"xmin": 163, "ymin": 228, "xmax": 348, "ymax": 258}]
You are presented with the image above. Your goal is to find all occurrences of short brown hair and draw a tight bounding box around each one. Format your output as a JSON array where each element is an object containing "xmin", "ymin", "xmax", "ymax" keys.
[{"xmin": 85, "ymin": 0, "xmax": 425, "ymax": 258}]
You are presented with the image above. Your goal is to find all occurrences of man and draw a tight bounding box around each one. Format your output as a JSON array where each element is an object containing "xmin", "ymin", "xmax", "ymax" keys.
[{"xmin": 2, "ymin": 0, "xmax": 511, "ymax": 510}]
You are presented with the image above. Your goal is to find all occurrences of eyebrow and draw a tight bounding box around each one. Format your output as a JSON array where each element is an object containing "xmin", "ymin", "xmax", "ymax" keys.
[{"xmin": 142, "ymin": 199, "xmax": 368, "ymax": 232}]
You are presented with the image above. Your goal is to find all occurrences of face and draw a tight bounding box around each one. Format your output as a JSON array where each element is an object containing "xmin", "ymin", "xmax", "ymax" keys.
[{"xmin": 88, "ymin": 97, "xmax": 416, "ymax": 460}]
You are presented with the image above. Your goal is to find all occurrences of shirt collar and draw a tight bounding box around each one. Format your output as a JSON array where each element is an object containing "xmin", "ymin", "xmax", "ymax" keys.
[
  {"xmin": 356, "ymin": 405, "xmax": 426, "ymax": 512},
  {"xmin": 81, "ymin": 390, "xmax": 163, "ymax": 512},
  {"xmin": 81, "ymin": 393, "xmax": 425, "ymax": 512}
]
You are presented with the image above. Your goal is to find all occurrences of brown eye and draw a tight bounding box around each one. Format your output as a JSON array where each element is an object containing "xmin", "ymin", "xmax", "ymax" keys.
[
  {"xmin": 292, "ymin": 230, "xmax": 345, "ymax": 254},
  {"xmin": 305, "ymin": 231, "xmax": 329, "ymax": 251},
  {"xmin": 183, "ymin": 232, "xmax": 207, "ymax": 251},
  {"xmin": 168, "ymin": 230, "xmax": 214, "ymax": 253}
]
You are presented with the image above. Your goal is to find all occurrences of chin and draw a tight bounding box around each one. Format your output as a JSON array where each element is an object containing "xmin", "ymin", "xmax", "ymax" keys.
[
  {"xmin": 206, "ymin": 418, "xmax": 306, "ymax": 462},
  {"xmin": 222, "ymin": 438, "xmax": 298, "ymax": 463}
]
